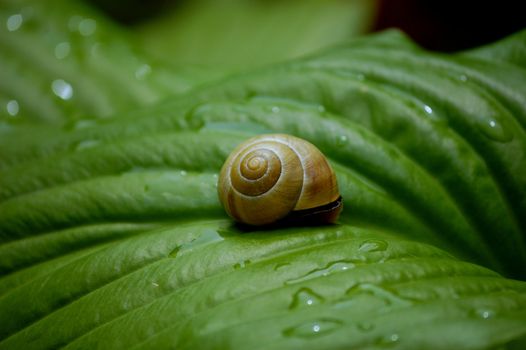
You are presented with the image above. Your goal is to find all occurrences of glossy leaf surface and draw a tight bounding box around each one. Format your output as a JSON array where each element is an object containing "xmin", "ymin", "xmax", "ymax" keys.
[{"xmin": 1, "ymin": 3, "xmax": 526, "ymax": 349}]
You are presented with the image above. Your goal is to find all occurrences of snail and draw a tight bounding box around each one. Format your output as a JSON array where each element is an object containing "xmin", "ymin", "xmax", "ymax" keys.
[{"xmin": 217, "ymin": 134, "xmax": 342, "ymax": 226}]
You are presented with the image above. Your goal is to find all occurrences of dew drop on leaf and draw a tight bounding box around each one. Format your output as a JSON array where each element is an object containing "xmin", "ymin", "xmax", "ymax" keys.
[
  {"xmin": 135, "ymin": 64, "xmax": 152, "ymax": 80},
  {"xmin": 357, "ymin": 322, "xmax": 375, "ymax": 332},
  {"xmin": 169, "ymin": 245, "xmax": 181, "ymax": 258},
  {"xmin": 68, "ymin": 119, "xmax": 99, "ymax": 130},
  {"xmin": 358, "ymin": 239, "xmax": 388, "ymax": 253},
  {"xmin": 336, "ymin": 135, "xmax": 348, "ymax": 146},
  {"xmin": 78, "ymin": 18, "xmax": 96, "ymax": 36},
  {"xmin": 375, "ymin": 333, "xmax": 400, "ymax": 347},
  {"xmin": 424, "ymin": 105, "xmax": 433, "ymax": 114},
  {"xmin": 274, "ymin": 262, "xmax": 291, "ymax": 271},
  {"xmin": 233, "ymin": 260, "xmax": 251, "ymax": 269},
  {"xmin": 74, "ymin": 139, "xmax": 100, "ymax": 151},
  {"xmin": 345, "ymin": 283, "xmax": 412, "ymax": 308},
  {"xmin": 54, "ymin": 42, "xmax": 71, "ymax": 60},
  {"xmin": 481, "ymin": 310, "xmax": 492, "ymax": 319},
  {"xmin": 471, "ymin": 308, "xmax": 495, "ymax": 319},
  {"xmin": 179, "ymin": 229, "xmax": 224, "ymax": 253},
  {"xmin": 6, "ymin": 100, "xmax": 19, "ymax": 117},
  {"xmin": 283, "ymin": 319, "xmax": 343, "ymax": 338},
  {"xmin": 289, "ymin": 288, "xmax": 324, "ymax": 309},
  {"xmin": 6, "ymin": 14, "xmax": 23, "ymax": 32},
  {"xmin": 51, "ymin": 79, "xmax": 74, "ymax": 100},
  {"xmin": 477, "ymin": 118, "xmax": 513, "ymax": 142},
  {"xmin": 285, "ymin": 260, "xmax": 355, "ymax": 284}
]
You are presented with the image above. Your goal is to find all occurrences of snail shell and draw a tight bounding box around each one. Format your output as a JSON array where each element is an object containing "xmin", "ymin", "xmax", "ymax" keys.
[{"xmin": 218, "ymin": 134, "xmax": 342, "ymax": 226}]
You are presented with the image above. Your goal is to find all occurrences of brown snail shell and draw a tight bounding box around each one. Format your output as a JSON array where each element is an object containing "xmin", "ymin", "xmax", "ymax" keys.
[{"xmin": 217, "ymin": 134, "xmax": 342, "ymax": 226}]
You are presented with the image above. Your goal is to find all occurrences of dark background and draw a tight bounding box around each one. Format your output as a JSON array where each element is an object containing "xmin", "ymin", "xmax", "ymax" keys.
[
  {"xmin": 89, "ymin": 0, "xmax": 525, "ymax": 52},
  {"xmin": 373, "ymin": 0, "xmax": 526, "ymax": 51}
]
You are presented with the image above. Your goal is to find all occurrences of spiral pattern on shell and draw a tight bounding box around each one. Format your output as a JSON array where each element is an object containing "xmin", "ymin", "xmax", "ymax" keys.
[{"xmin": 218, "ymin": 134, "xmax": 340, "ymax": 225}]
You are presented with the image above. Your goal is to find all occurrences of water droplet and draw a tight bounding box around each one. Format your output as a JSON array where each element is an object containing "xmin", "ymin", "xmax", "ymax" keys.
[
  {"xmin": 6, "ymin": 14, "xmax": 23, "ymax": 32},
  {"xmin": 375, "ymin": 333, "xmax": 400, "ymax": 347},
  {"xmin": 358, "ymin": 239, "xmax": 388, "ymax": 253},
  {"xmin": 75, "ymin": 139, "xmax": 100, "ymax": 151},
  {"xmin": 73, "ymin": 119, "xmax": 98, "ymax": 130},
  {"xmin": 169, "ymin": 245, "xmax": 180, "ymax": 258},
  {"xmin": 78, "ymin": 18, "xmax": 96, "ymax": 36},
  {"xmin": 271, "ymin": 106, "xmax": 280, "ymax": 113},
  {"xmin": 274, "ymin": 262, "xmax": 291, "ymax": 271},
  {"xmin": 161, "ymin": 192, "xmax": 174, "ymax": 200},
  {"xmin": 54, "ymin": 42, "xmax": 71, "ymax": 59},
  {"xmin": 424, "ymin": 105, "xmax": 433, "ymax": 114},
  {"xmin": 179, "ymin": 229, "xmax": 224, "ymax": 253},
  {"xmin": 135, "ymin": 64, "xmax": 152, "ymax": 80},
  {"xmin": 336, "ymin": 135, "xmax": 348, "ymax": 147},
  {"xmin": 122, "ymin": 300, "xmax": 131, "ymax": 310},
  {"xmin": 357, "ymin": 322, "xmax": 375, "ymax": 332},
  {"xmin": 345, "ymin": 284, "xmax": 412, "ymax": 308},
  {"xmin": 318, "ymin": 105, "xmax": 326, "ymax": 113},
  {"xmin": 357, "ymin": 73, "xmax": 365, "ymax": 81},
  {"xmin": 472, "ymin": 309, "xmax": 494, "ymax": 319},
  {"xmin": 6, "ymin": 100, "xmax": 19, "ymax": 117},
  {"xmin": 51, "ymin": 79, "xmax": 73, "ymax": 100},
  {"xmin": 478, "ymin": 118, "xmax": 513, "ymax": 143},
  {"xmin": 289, "ymin": 288, "xmax": 324, "ymax": 309},
  {"xmin": 286, "ymin": 260, "xmax": 355, "ymax": 285},
  {"xmin": 63, "ymin": 119, "xmax": 99, "ymax": 132},
  {"xmin": 179, "ymin": 170, "xmax": 187, "ymax": 176},
  {"xmin": 283, "ymin": 319, "xmax": 343, "ymax": 338},
  {"xmin": 233, "ymin": 260, "xmax": 251, "ymax": 269},
  {"xmin": 459, "ymin": 74, "xmax": 468, "ymax": 82}
]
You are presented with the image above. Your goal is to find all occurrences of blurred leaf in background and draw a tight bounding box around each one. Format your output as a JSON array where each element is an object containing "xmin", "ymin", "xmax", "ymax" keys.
[
  {"xmin": 131, "ymin": 0, "xmax": 378, "ymax": 69},
  {"xmin": 1, "ymin": 0, "xmax": 377, "ymax": 126}
]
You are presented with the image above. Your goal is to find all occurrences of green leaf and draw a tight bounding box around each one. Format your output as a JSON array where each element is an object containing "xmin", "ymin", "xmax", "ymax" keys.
[
  {"xmin": 135, "ymin": 0, "xmax": 377, "ymax": 69},
  {"xmin": 1, "ymin": 223, "xmax": 526, "ymax": 349},
  {"xmin": 0, "ymin": 0, "xmax": 219, "ymax": 125},
  {"xmin": 1, "ymin": 5, "xmax": 526, "ymax": 349}
]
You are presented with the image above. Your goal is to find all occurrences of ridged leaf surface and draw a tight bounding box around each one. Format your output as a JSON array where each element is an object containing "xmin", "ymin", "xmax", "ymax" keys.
[{"xmin": 1, "ymin": 4, "xmax": 526, "ymax": 349}]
